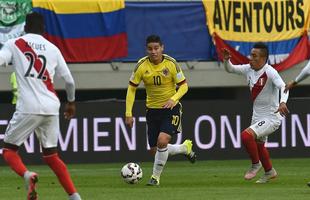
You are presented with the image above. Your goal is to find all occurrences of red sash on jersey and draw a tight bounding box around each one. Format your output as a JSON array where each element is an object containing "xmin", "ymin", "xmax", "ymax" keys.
[
  {"xmin": 15, "ymin": 38, "xmax": 57, "ymax": 97},
  {"xmin": 251, "ymin": 72, "xmax": 267, "ymax": 101}
]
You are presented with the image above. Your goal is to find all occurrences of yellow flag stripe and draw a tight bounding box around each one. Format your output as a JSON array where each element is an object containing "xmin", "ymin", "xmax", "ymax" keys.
[{"xmin": 32, "ymin": 0, "xmax": 125, "ymax": 14}]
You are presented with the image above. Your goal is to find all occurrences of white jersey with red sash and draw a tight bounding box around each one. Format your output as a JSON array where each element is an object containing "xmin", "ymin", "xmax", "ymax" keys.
[
  {"xmin": 226, "ymin": 61, "xmax": 286, "ymax": 121},
  {"xmin": 0, "ymin": 33, "xmax": 72, "ymax": 115}
]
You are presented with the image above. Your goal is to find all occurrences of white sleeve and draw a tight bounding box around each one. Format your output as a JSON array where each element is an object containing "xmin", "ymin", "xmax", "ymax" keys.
[
  {"xmin": 295, "ymin": 60, "xmax": 310, "ymax": 83},
  {"xmin": 268, "ymin": 68, "xmax": 289, "ymax": 103},
  {"xmin": 223, "ymin": 59, "xmax": 248, "ymax": 75},
  {"xmin": 55, "ymin": 50, "xmax": 75, "ymax": 102},
  {"xmin": 63, "ymin": 73, "xmax": 75, "ymax": 102},
  {"xmin": 0, "ymin": 43, "xmax": 13, "ymax": 67}
]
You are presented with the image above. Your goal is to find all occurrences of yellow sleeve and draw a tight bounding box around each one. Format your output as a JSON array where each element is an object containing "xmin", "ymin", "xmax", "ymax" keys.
[
  {"xmin": 171, "ymin": 82, "xmax": 188, "ymax": 102},
  {"xmin": 125, "ymin": 84, "xmax": 137, "ymax": 117}
]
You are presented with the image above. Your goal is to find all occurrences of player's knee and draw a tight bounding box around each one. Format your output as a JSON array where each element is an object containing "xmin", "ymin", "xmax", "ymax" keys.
[
  {"xmin": 42, "ymin": 147, "xmax": 58, "ymax": 156},
  {"xmin": 148, "ymin": 147, "xmax": 157, "ymax": 156},
  {"xmin": 241, "ymin": 130, "xmax": 254, "ymax": 143},
  {"xmin": 157, "ymin": 136, "xmax": 170, "ymax": 148}
]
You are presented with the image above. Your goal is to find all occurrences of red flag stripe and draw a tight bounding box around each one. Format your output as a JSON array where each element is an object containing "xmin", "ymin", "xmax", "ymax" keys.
[{"xmin": 213, "ymin": 33, "xmax": 310, "ymax": 72}]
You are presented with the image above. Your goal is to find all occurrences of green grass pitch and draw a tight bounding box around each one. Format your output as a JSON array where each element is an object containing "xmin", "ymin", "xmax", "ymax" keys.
[{"xmin": 1, "ymin": 158, "xmax": 310, "ymax": 200}]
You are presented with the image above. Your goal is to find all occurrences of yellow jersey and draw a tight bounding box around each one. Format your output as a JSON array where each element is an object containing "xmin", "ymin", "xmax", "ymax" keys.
[{"xmin": 129, "ymin": 54, "xmax": 186, "ymax": 108}]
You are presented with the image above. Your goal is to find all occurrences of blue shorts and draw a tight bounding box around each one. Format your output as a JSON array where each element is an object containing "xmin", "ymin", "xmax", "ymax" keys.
[{"xmin": 146, "ymin": 103, "xmax": 182, "ymax": 147}]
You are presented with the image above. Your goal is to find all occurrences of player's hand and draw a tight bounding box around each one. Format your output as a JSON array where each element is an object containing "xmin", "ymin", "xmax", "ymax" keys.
[
  {"xmin": 64, "ymin": 101, "xmax": 76, "ymax": 120},
  {"xmin": 221, "ymin": 48, "xmax": 231, "ymax": 61},
  {"xmin": 284, "ymin": 81, "xmax": 296, "ymax": 93},
  {"xmin": 163, "ymin": 99, "xmax": 176, "ymax": 109},
  {"xmin": 275, "ymin": 102, "xmax": 289, "ymax": 117},
  {"xmin": 125, "ymin": 116, "xmax": 134, "ymax": 128}
]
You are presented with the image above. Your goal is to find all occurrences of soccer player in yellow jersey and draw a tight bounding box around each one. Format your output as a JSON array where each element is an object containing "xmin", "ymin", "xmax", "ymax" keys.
[{"xmin": 125, "ymin": 35, "xmax": 196, "ymax": 186}]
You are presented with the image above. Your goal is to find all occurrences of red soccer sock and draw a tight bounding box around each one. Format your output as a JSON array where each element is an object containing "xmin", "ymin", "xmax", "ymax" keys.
[
  {"xmin": 257, "ymin": 142, "xmax": 272, "ymax": 172},
  {"xmin": 2, "ymin": 148, "xmax": 27, "ymax": 177},
  {"xmin": 241, "ymin": 130, "xmax": 259, "ymax": 164},
  {"xmin": 43, "ymin": 153, "xmax": 77, "ymax": 195}
]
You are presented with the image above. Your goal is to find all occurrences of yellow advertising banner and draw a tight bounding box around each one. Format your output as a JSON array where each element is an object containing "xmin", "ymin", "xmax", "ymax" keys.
[{"xmin": 202, "ymin": 0, "xmax": 310, "ymax": 41}]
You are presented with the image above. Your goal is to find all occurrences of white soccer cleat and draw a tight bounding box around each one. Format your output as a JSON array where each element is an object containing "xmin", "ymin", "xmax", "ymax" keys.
[
  {"xmin": 69, "ymin": 193, "xmax": 82, "ymax": 200},
  {"xmin": 244, "ymin": 162, "xmax": 262, "ymax": 180},
  {"xmin": 255, "ymin": 168, "xmax": 277, "ymax": 184},
  {"xmin": 24, "ymin": 171, "xmax": 38, "ymax": 200}
]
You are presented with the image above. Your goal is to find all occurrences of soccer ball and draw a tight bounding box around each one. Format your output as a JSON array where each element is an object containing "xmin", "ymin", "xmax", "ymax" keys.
[{"xmin": 121, "ymin": 162, "xmax": 143, "ymax": 184}]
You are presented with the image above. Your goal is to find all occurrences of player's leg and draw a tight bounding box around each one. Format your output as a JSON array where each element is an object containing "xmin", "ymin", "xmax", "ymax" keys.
[
  {"xmin": 256, "ymin": 141, "xmax": 277, "ymax": 184},
  {"xmin": 145, "ymin": 108, "xmax": 159, "ymax": 185},
  {"xmin": 166, "ymin": 103, "xmax": 196, "ymax": 163},
  {"xmin": 37, "ymin": 115, "xmax": 81, "ymax": 199},
  {"xmin": 241, "ymin": 127, "xmax": 261, "ymax": 180},
  {"xmin": 256, "ymin": 141, "xmax": 272, "ymax": 173},
  {"xmin": 147, "ymin": 132, "xmax": 171, "ymax": 186},
  {"xmin": 251, "ymin": 119, "xmax": 279, "ymax": 183},
  {"xmin": 2, "ymin": 113, "xmax": 40, "ymax": 200}
]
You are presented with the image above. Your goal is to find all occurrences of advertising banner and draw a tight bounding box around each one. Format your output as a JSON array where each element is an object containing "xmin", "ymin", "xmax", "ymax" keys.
[{"xmin": 0, "ymin": 99, "xmax": 309, "ymax": 164}]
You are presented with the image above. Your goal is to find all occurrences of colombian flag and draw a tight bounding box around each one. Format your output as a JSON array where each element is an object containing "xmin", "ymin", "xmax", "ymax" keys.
[
  {"xmin": 32, "ymin": 0, "xmax": 127, "ymax": 62},
  {"xmin": 203, "ymin": 0, "xmax": 310, "ymax": 71}
]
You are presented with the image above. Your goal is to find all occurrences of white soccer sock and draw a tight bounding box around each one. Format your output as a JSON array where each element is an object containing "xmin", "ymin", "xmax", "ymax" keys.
[
  {"xmin": 152, "ymin": 147, "xmax": 168, "ymax": 179},
  {"xmin": 167, "ymin": 143, "xmax": 187, "ymax": 156}
]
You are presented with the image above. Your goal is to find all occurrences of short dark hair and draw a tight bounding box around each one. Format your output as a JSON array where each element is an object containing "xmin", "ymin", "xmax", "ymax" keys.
[
  {"xmin": 25, "ymin": 12, "xmax": 45, "ymax": 34},
  {"xmin": 146, "ymin": 35, "xmax": 162, "ymax": 46},
  {"xmin": 253, "ymin": 42, "xmax": 269, "ymax": 58}
]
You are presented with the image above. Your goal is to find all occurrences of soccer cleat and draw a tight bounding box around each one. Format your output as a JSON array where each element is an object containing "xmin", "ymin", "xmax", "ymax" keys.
[
  {"xmin": 146, "ymin": 176, "xmax": 160, "ymax": 186},
  {"xmin": 69, "ymin": 193, "xmax": 82, "ymax": 200},
  {"xmin": 183, "ymin": 139, "xmax": 196, "ymax": 164},
  {"xmin": 244, "ymin": 162, "xmax": 262, "ymax": 180},
  {"xmin": 255, "ymin": 168, "xmax": 277, "ymax": 184},
  {"xmin": 307, "ymin": 182, "xmax": 310, "ymax": 187},
  {"xmin": 24, "ymin": 172, "xmax": 38, "ymax": 200}
]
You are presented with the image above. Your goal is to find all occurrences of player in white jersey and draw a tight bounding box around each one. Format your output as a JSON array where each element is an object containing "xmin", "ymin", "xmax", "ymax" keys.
[
  {"xmin": 222, "ymin": 43, "xmax": 289, "ymax": 184},
  {"xmin": 0, "ymin": 12, "xmax": 82, "ymax": 200},
  {"xmin": 285, "ymin": 59, "xmax": 310, "ymax": 187},
  {"xmin": 285, "ymin": 59, "xmax": 310, "ymax": 92}
]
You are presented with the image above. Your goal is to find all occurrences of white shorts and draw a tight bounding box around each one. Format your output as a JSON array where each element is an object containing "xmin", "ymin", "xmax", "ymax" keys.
[
  {"xmin": 4, "ymin": 113, "xmax": 59, "ymax": 148},
  {"xmin": 250, "ymin": 118, "xmax": 281, "ymax": 142}
]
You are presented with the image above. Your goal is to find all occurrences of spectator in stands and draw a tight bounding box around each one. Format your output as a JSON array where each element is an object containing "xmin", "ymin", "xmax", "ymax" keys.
[
  {"xmin": 125, "ymin": 34, "xmax": 196, "ymax": 186},
  {"xmin": 222, "ymin": 43, "xmax": 289, "ymax": 183},
  {"xmin": 285, "ymin": 59, "xmax": 310, "ymax": 92},
  {"xmin": 0, "ymin": 12, "xmax": 82, "ymax": 200}
]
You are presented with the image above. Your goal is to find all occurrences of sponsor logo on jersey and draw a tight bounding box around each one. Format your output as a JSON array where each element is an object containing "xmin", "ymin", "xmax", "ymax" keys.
[{"xmin": 259, "ymin": 77, "xmax": 266, "ymax": 86}]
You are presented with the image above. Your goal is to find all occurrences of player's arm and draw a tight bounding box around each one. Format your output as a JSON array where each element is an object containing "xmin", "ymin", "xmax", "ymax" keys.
[
  {"xmin": 222, "ymin": 48, "xmax": 247, "ymax": 74},
  {"xmin": 125, "ymin": 67, "xmax": 142, "ymax": 128},
  {"xmin": 163, "ymin": 81, "xmax": 188, "ymax": 109},
  {"xmin": 270, "ymin": 70, "xmax": 289, "ymax": 116},
  {"xmin": 56, "ymin": 51, "xmax": 76, "ymax": 119},
  {"xmin": 163, "ymin": 63, "xmax": 188, "ymax": 109},
  {"xmin": 285, "ymin": 60, "xmax": 310, "ymax": 92},
  {"xmin": 125, "ymin": 83, "xmax": 137, "ymax": 128},
  {"xmin": 0, "ymin": 42, "xmax": 13, "ymax": 67}
]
